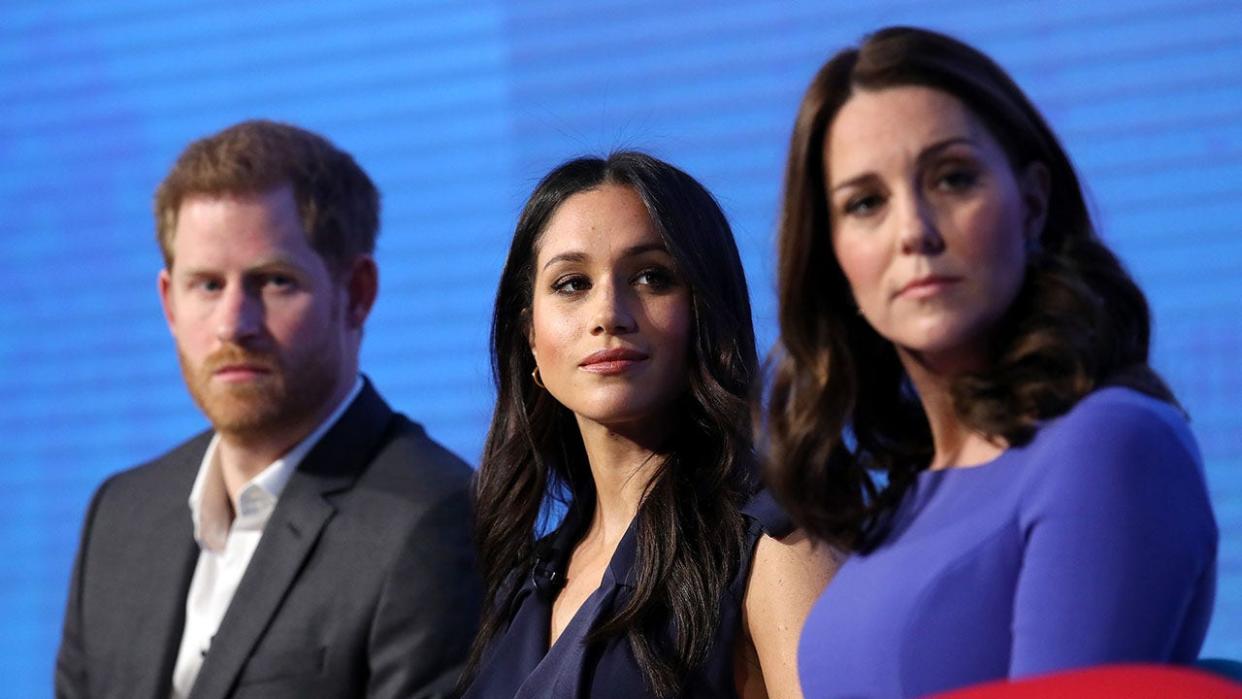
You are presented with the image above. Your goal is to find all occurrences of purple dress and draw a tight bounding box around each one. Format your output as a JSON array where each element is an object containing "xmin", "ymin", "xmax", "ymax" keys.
[
  {"xmin": 798, "ymin": 387, "xmax": 1217, "ymax": 698},
  {"xmin": 463, "ymin": 491, "xmax": 790, "ymax": 698}
]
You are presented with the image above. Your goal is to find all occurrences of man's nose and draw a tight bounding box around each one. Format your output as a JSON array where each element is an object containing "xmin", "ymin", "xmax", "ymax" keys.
[{"xmin": 214, "ymin": 285, "xmax": 262, "ymax": 343}]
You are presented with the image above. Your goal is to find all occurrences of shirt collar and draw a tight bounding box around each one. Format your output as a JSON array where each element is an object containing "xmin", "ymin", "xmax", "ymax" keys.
[{"xmin": 187, "ymin": 376, "xmax": 364, "ymax": 552}]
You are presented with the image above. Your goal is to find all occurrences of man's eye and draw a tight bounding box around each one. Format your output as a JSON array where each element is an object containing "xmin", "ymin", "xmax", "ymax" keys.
[
  {"xmin": 192, "ymin": 279, "xmax": 223, "ymax": 292},
  {"xmin": 266, "ymin": 274, "xmax": 296, "ymax": 289}
]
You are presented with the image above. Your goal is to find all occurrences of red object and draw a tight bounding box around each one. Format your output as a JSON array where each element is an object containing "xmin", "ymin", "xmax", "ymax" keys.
[{"xmin": 930, "ymin": 664, "xmax": 1242, "ymax": 698}]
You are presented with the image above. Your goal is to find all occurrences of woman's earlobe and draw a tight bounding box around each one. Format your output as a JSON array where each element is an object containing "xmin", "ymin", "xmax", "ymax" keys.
[{"xmin": 522, "ymin": 308, "xmax": 536, "ymax": 351}]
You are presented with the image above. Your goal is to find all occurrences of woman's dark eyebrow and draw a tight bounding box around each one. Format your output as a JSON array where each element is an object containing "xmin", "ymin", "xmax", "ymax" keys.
[
  {"xmin": 620, "ymin": 243, "xmax": 668, "ymax": 258},
  {"xmin": 541, "ymin": 243, "xmax": 668, "ymax": 272},
  {"xmin": 829, "ymin": 136, "xmax": 977, "ymax": 194},
  {"xmin": 916, "ymin": 137, "xmax": 977, "ymax": 167},
  {"xmin": 830, "ymin": 172, "xmax": 877, "ymax": 195},
  {"xmin": 541, "ymin": 251, "xmax": 587, "ymax": 271}
]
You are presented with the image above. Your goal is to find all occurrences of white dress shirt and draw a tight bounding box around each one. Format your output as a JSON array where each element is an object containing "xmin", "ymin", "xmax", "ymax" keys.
[{"xmin": 170, "ymin": 378, "xmax": 363, "ymax": 699}]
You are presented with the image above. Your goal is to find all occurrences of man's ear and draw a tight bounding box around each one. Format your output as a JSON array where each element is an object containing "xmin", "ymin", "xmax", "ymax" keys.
[
  {"xmin": 157, "ymin": 268, "xmax": 177, "ymax": 335},
  {"xmin": 344, "ymin": 255, "xmax": 379, "ymax": 329},
  {"xmin": 1021, "ymin": 161, "xmax": 1051, "ymax": 245}
]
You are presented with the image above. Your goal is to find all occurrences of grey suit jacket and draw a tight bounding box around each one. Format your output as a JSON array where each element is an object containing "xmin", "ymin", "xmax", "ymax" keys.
[{"xmin": 55, "ymin": 379, "xmax": 481, "ymax": 699}]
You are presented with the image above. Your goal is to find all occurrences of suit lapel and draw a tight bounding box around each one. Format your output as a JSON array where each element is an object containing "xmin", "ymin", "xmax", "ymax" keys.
[
  {"xmin": 129, "ymin": 432, "xmax": 209, "ymax": 699},
  {"xmin": 134, "ymin": 496, "xmax": 199, "ymax": 699},
  {"xmin": 187, "ymin": 380, "xmax": 393, "ymax": 699},
  {"xmin": 186, "ymin": 482, "xmax": 335, "ymax": 699}
]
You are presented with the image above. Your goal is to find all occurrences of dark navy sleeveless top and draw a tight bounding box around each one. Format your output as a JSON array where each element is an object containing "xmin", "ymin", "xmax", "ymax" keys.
[{"xmin": 463, "ymin": 491, "xmax": 791, "ymax": 698}]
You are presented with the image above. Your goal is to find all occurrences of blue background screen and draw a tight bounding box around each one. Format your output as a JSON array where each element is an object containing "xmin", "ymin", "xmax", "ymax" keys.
[{"xmin": 1, "ymin": 2, "xmax": 1239, "ymax": 694}]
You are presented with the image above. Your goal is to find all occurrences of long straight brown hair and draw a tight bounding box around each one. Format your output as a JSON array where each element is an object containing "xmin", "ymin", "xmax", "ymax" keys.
[
  {"xmin": 467, "ymin": 152, "xmax": 759, "ymax": 696},
  {"xmin": 763, "ymin": 26, "xmax": 1174, "ymax": 549}
]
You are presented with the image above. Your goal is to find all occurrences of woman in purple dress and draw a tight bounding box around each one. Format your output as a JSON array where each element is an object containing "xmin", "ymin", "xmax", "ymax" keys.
[
  {"xmin": 462, "ymin": 152, "xmax": 837, "ymax": 698},
  {"xmin": 763, "ymin": 27, "xmax": 1217, "ymax": 698}
]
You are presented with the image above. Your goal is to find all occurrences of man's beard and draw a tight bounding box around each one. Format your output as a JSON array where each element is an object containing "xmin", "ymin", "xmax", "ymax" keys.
[{"xmin": 178, "ymin": 341, "xmax": 343, "ymax": 442}]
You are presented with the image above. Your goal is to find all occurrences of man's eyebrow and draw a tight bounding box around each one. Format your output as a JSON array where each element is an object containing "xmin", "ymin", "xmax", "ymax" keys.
[
  {"xmin": 174, "ymin": 266, "xmax": 218, "ymax": 278},
  {"xmin": 244, "ymin": 258, "xmax": 303, "ymax": 273},
  {"xmin": 175, "ymin": 258, "xmax": 303, "ymax": 278}
]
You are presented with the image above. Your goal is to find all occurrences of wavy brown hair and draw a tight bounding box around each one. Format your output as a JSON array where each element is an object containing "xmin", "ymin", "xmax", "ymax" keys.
[
  {"xmin": 763, "ymin": 26, "xmax": 1175, "ymax": 550},
  {"xmin": 154, "ymin": 119, "xmax": 378, "ymax": 276},
  {"xmin": 466, "ymin": 152, "xmax": 759, "ymax": 696}
]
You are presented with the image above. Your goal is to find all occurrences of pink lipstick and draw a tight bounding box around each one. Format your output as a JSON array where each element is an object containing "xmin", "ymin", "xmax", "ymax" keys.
[
  {"xmin": 579, "ymin": 347, "xmax": 649, "ymax": 375},
  {"xmin": 896, "ymin": 274, "xmax": 961, "ymax": 299}
]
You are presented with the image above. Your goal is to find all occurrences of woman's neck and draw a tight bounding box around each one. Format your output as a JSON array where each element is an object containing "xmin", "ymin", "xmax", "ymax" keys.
[
  {"xmin": 575, "ymin": 416, "xmax": 668, "ymax": 543},
  {"xmin": 899, "ymin": 347, "xmax": 1006, "ymax": 471}
]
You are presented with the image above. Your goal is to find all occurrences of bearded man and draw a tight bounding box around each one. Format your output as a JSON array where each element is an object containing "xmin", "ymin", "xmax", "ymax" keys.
[{"xmin": 55, "ymin": 120, "xmax": 480, "ymax": 699}]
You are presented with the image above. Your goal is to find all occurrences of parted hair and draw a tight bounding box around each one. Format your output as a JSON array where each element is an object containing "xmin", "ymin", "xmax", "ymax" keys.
[
  {"xmin": 763, "ymin": 26, "xmax": 1174, "ymax": 549},
  {"xmin": 154, "ymin": 119, "xmax": 379, "ymax": 274},
  {"xmin": 467, "ymin": 152, "xmax": 759, "ymax": 696}
]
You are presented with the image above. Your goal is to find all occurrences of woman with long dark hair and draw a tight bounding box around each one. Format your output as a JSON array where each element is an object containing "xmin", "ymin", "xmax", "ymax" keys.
[
  {"xmin": 764, "ymin": 27, "xmax": 1217, "ymax": 697},
  {"xmin": 464, "ymin": 151, "xmax": 836, "ymax": 698}
]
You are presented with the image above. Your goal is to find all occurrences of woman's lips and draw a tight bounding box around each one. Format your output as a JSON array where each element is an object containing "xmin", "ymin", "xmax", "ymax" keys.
[
  {"xmin": 896, "ymin": 274, "xmax": 961, "ymax": 299},
  {"xmin": 579, "ymin": 348, "xmax": 649, "ymax": 375}
]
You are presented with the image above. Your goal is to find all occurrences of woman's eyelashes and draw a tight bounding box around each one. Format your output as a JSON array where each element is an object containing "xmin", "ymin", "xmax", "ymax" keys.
[
  {"xmin": 551, "ymin": 273, "xmax": 590, "ymax": 295},
  {"xmin": 632, "ymin": 265, "xmax": 678, "ymax": 291},
  {"xmin": 931, "ymin": 163, "xmax": 981, "ymax": 193},
  {"xmin": 547, "ymin": 264, "xmax": 679, "ymax": 297},
  {"xmin": 837, "ymin": 163, "xmax": 983, "ymax": 219},
  {"xmin": 842, "ymin": 192, "xmax": 885, "ymax": 218}
]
